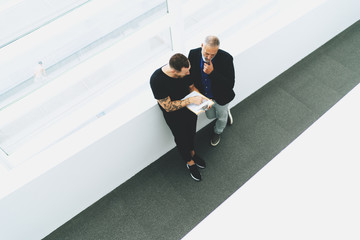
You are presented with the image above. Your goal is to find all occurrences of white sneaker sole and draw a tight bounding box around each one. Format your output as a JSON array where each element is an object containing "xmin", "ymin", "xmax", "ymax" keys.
[
  {"xmin": 211, "ymin": 138, "xmax": 220, "ymax": 146},
  {"xmin": 228, "ymin": 110, "xmax": 233, "ymax": 125},
  {"xmin": 186, "ymin": 164, "xmax": 201, "ymax": 181}
]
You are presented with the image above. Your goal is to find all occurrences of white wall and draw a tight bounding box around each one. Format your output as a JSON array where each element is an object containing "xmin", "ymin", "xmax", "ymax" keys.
[{"xmin": 1, "ymin": 1, "xmax": 359, "ymax": 239}]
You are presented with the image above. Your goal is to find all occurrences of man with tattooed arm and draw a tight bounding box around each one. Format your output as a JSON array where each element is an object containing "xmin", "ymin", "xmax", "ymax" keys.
[{"xmin": 150, "ymin": 53, "xmax": 206, "ymax": 182}]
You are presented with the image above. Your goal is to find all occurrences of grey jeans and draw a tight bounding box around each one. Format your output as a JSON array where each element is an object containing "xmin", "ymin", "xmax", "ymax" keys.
[{"xmin": 206, "ymin": 101, "xmax": 229, "ymax": 134}]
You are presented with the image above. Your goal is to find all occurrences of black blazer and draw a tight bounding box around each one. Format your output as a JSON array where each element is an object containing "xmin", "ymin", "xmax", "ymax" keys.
[{"xmin": 188, "ymin": 47, "xmax": 235, "ymax": 105}]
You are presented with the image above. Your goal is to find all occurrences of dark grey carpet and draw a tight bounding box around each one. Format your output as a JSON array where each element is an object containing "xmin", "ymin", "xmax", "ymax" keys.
[{"xmin": 43, "ymin": 20, "xmax": 360, "ymax": 240}]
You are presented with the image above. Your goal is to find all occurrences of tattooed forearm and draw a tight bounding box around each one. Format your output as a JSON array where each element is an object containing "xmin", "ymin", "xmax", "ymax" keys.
[
  {"xmin": 167, "ymin": 98, "xmax": 190, "ymax": 111},
  {"xmin": 158, "ymin": 96, "xmax": 190, "ymax": 112}
]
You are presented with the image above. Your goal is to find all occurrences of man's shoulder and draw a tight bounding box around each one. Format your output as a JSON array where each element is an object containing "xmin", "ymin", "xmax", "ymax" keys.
[
  {"xmin": 150, "ymin": 67, "xmax": 164, "ymax": 78},
  {"xmin": 150, "ymin": 67, "xmax": 166, "ymax": 85},
  {"xmin": 218, "ymin": 49, "xmax": 233, "ymax": 59},
  {"xmin": 189, "ymin": 47, "xmax": 201, "ymax": 55}
]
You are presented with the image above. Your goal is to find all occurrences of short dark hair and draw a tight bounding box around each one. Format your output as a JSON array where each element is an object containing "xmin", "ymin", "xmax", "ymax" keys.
[{"xmin": 169, "ymin": 53, "xmax": 189, "ymax": 72}]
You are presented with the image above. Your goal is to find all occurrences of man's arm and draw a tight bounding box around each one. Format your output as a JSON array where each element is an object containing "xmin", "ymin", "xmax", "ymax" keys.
[
  {"xmin": 158, "ymin": 95, "xmax": 203, "ymax": 112},
  {"xmin": 189, "ymin": 84, "xmax": 200, "ymax": 93},
  {"xmin": 210, "ymin": 54, "xmax": 235, "ymax": 90}
]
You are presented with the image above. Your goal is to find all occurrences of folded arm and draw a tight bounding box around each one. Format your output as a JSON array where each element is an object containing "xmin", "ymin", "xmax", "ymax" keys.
[{"xmin": 210, "ymin": 55, "xmax": 235, "ymax": 90}]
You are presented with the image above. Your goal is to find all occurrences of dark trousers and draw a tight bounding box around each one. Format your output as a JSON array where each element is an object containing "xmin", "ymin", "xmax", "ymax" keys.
[{"xmin": 163, "ymin": 108, "xmax": 197, "ymax": 163}]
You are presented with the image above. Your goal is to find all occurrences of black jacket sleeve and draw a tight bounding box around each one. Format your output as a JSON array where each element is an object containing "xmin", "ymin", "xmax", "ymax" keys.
[{"xmin": 209, "ymin": 50, "xmax": 235, "ymax": 105}]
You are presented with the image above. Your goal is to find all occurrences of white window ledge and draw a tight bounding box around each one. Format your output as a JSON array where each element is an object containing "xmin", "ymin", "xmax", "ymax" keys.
[{"xmin": 0, "ymin": 0, "xmax": 332, "ymax": 199}]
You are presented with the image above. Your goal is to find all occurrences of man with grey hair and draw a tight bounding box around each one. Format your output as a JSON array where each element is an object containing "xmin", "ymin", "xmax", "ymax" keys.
[{"xmin": 188, "ymin": 36, "xmax": 235, "ymax": 146}]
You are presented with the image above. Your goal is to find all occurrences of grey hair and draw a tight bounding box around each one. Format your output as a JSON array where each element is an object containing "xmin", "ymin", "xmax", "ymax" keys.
[{"xmin": 204, "ymin": 36, "xmax": 220, "ymax": 47}]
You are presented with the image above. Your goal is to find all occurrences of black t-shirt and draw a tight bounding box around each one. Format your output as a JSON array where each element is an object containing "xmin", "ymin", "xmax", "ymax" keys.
[{"xmin": 150, "ymin": 67, "xmax": 193, "ymax": 115}]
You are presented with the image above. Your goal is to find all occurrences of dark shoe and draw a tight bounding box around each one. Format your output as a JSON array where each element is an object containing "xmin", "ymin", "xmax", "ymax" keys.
[
  {"xmin": 227, "ymin": 109, "xmax": 233, "ymax": 125},
  {"xmin": 186, "ymin": 163, "xmax": 201, "ymax": 181},
  {"xmin": 193, "ymin": 154, "xmax": 206, "ymax": 169},
  {"xmin": 210, "ymin": 133, "xmax": 221, "ymax": 146}
]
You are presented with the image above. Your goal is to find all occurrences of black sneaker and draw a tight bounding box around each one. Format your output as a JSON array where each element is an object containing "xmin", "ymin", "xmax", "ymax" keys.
[
  {"xmin": 193, "ymin": 155, "xmax": 206, "ymax": 169},
  {"xmin": 227, "ymin": 109, "xmax": 233, "ymax": 125},
  {"xmin": 210, "ymin": 133, "xmax": 221, "ymax": 146},
  {"xmin": 186, "ymin": 163, "xmax": 201, "ymax": 181}
]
